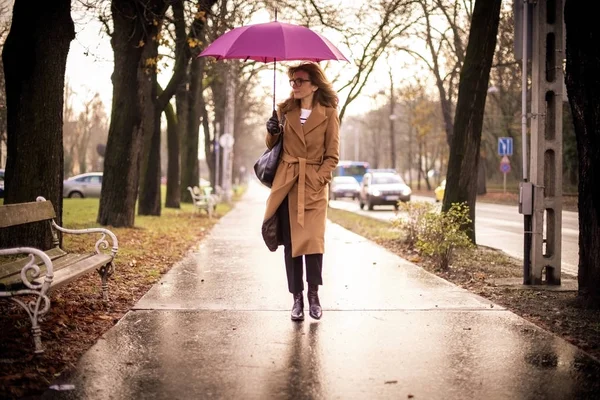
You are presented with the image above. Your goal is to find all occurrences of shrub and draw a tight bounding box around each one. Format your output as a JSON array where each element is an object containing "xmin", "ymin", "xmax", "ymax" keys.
[
  {"xmin": 392, "ymin": 201, "xmax": 435, "ymax": 246},
  {"xmin": 416, "ymin": 202, "xmax": 474, "ymax": 270}
]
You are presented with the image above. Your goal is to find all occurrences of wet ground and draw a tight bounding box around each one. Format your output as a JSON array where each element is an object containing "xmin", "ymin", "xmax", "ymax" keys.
[{"xmin": 43, "ymin": 182, "xmax": 600, "ymax": 399}]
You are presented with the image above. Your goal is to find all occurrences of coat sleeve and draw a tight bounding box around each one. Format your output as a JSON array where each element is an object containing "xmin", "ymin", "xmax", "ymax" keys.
[{"xmin": 317, "ymin": 108, "xmax": 340, "ymax": 185}]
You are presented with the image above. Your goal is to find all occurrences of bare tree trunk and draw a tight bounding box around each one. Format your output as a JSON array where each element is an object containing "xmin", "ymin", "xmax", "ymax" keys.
[
  {"xmin": 209, "ymin": 63, "xmax": 227, "ymax": 188},
  {"xmin": 180, "ymin": 56, "xmax": 202, "ymax": 200},
  {"xmin": 164, "ymin": 99, "xmax": 180, "ymax": 208},
  {"xmin": 1, "ymin": 0, "xmax": 74, "ymax": 248},
  {"xmin": 180, "ymin": 1, "xmax": 216, "ymax": 202},
  {"xmin": 443, "ymin": 0, "xmax": 501, "ymax": 243},
  {"xmin": 417, "ymin": 141, "xmax": 423, "ymax": 190},
  {"xmin": 138, "ymin": 34, "xmax": 162, "ymax": 217},
  {"xmin": 98, "ymin": 0, "xmax": 167, "ymax": 227},
  {"xmin": 408, "ymin": 125, "xmax": 413, "ymax": 185},
  {"xmin": 389, "ymin": 70, "xmax": 397, "ymax": 170},
  {"xmin": 201, "ymin": 92, "xmax": 214, "ymax": 187},
  {"xmin": 565, "ymin": 0, "xmax": 600, "ymax": 307}
]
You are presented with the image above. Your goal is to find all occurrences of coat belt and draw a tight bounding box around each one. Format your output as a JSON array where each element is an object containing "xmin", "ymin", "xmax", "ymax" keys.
[{"xmin": 281, "ymin": 153, "xmax": 323, "ymax": 227}]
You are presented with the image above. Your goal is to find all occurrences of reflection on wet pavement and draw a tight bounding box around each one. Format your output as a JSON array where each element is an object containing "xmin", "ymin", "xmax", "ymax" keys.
[{"xmin": 43, "ymin": 183, "xmax": 600, "ymax": 399}]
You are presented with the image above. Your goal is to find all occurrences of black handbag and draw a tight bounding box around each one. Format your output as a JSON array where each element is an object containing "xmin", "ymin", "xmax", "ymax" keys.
[{"xmin": 254, "ymin": 115, "xmax": 285, "ymax": 188}]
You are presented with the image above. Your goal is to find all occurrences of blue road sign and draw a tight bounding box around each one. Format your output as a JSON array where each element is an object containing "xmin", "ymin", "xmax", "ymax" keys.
[
  {"xmin": 498, "ymin": 137, "xmax": 513, "ymax": 156},
  {"xmin": 500, "ymin": 162, "xmax": 511, "ymax": 173}
]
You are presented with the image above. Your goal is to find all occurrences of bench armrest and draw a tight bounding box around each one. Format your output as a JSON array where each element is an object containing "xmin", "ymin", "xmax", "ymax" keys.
[
  {"xmin": 0, "ymin": 247, "xmax": 54, "ymax": 290},
  {"xmin": 36, "ymin": 196, "xmax": 118, "ymax": 258},
  {"xmin": 51, "ymin": 222, "xmax": 119, "ymax": 258}
]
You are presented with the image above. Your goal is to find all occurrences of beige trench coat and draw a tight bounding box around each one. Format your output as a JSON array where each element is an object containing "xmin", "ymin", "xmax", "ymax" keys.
[{"xmin": 263, "ymin": 103, "xmax": 340, "ymax": 258}]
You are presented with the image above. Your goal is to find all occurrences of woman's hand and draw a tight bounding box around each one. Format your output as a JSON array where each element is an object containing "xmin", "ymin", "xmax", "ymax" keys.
[{"xmin": 266, "ymin": 110, "xmax": 282, "ymax": 135}]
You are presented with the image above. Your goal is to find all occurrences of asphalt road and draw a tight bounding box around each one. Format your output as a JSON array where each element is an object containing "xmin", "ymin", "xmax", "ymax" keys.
[{"xmin": 328, "ymin": 195, "xmax": 579, "ymax": 277}]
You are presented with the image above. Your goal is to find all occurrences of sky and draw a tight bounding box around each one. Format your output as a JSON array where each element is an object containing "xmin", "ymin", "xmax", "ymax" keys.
[{"xmin": 65, "ymin": 11, "xmax": 113, "ymax": 113}]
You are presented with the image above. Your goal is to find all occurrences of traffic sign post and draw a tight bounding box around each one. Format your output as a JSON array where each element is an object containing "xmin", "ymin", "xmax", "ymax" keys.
[
  {"xmin": 498, "ymin": 137, "xmax": 513, "ymax": 156},
  {"xmin": 500, "ymin": 156, "xmax": 511, "ymax": 193}
]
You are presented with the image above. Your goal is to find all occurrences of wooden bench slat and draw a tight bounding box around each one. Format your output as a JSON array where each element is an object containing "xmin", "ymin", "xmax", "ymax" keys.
[
  {"xmin": 50, "ymin": 253, "xmax": 95, "ymax": 270},
  {"xmin": 0, "ymin": 201, "xmax": 56, "ymax": 228},
  {"xmin": 0, "ymin": 248, "xmax": 67, "ymax": 285},
  {"xmin": 35, "ymin": 253, "xmax": 113, "ymax": 291}
]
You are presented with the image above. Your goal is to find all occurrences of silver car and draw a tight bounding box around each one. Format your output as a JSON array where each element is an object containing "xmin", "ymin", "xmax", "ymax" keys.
[
  {"xmin": 359, "ymin": 171, "xmax": 412, "ymax": 210},
  {"xmin": 63, "ymin": 172, "xmax": 103, "ymax": 198},
  {"xmin": 329, "ymin": 176, "xmax": 360, "ymax": 200}
]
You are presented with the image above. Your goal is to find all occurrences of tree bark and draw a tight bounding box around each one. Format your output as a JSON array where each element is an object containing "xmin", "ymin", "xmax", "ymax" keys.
[
  {"xmin": 140, "ymin": 0, "xmax": 217, "ymax": 212},
  {"xmin": 180, "ymin": 2, "xmax": 216, "ymax": 202},
  {"xmin": 98, "ymin": 0, "xmax": 167, "ymax": 227},
  {"xmin": 389, "ymin": 71, "xmax": 397, "ymax": 170},
  {"xmin": 175, "ymin": 68, "xmax": 190, "ymax": 202},
  {"xmin": 180, "ymin": 55, "xmax": 202, "ymax": 201},
  {"xmin": 164, "ymin": 98, "xmax": 180, "ymax": 208},
  {"xmin": 0, "ymin": 0, "xmax": 74, "ymax": 249},
  {"xmin": 138, "ymin": 32, "xmax": 162, "ymax": 216},
  {"xmin": 564, "ymin": 0, "xmax": 600, "ymax": 307},
  {"xmin": 163, "ymin": 0, "xmax": 186, "ymax": 209},
  {"xmin": 443, "ymin": 0, "xmax": 501, "ymax": 243}
]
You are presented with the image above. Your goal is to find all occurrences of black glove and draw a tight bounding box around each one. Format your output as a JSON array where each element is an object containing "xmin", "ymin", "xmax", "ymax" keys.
[{"xmin": 266, "ymin": 110, "xmax": 281, "ymax": 135}]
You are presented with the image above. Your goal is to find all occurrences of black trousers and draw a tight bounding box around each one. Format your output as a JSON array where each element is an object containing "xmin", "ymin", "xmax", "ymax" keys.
[{"xmin": 277, "ymin": 196, "xmax": 323, "ymax": 294}]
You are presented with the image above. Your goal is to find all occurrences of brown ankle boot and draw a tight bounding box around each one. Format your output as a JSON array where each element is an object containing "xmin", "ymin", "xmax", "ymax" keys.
[
  {"xmin": 291, "ymin": 292, "xmax": 304, "ymax": 321},
  {"xmin": 307, "ymin": 284, "xmax": 322, "ymax": 320}
]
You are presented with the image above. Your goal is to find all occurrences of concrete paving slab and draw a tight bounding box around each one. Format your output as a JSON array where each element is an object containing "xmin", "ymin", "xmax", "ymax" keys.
[
  {"xmin": 42, "ymin": 182, "xmax": 600, "ymax": 399},
  {"xmin": 135, "ymin": 197, "xmax": 497, "ymax": 312},
  {"xmin": 44, "ymin": 310, "xmax": 600, "ymax": 399}
]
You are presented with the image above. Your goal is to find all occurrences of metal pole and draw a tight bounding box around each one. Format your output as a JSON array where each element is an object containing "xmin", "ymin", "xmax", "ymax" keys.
[
  {"xmin": 521, "ymin": 2, "xmax": 529, "ymax": 182},
  {"xmin": 522, "ymin": 0, "xmax": 532, "ymax": 284}
]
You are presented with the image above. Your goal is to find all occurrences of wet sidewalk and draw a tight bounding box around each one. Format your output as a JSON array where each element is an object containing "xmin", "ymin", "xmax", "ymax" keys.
[{"xmin": 45, "ymin": 182, "xmax": 600, "ymax": 399}]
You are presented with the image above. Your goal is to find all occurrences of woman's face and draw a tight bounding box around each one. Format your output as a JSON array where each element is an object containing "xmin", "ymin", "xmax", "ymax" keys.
[{"xmin": 291, "ymin": 70, "xmax": 318, "ymax": 103}]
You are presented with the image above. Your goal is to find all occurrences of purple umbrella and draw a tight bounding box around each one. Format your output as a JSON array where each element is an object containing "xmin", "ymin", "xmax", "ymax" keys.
[{"xmin": 199, "ymin": 20, "xmax": 348, "ymax": 109}]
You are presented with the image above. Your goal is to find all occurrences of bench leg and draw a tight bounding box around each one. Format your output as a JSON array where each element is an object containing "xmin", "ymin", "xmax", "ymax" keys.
[
  {"xmin": 98, "ymin": 262, "xmax": 114, "ymax": 302},
  {"xmin": 10, "ymin": 293, "xmax": 51, "ymax": 354}
]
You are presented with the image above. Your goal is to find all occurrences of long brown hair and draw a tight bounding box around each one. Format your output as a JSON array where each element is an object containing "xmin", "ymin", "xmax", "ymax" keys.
[{"xmin": 278, "ymin": 62, "xmax": 338, "ymax": 114}]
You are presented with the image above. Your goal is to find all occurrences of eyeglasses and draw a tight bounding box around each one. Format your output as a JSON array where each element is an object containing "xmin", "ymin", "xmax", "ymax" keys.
[{"xmin": 289, "ymin": 78, "xmax": 311, "ymax": 87}]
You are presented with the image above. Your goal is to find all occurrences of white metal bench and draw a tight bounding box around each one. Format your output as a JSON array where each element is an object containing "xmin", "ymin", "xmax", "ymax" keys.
[
  {"xmin": 0, "ymin": 196, "xmax": 118, "ymax": 353},
  {"xmin": 187, "ymin": 186, "xmax": 217, "ymax": 218}
]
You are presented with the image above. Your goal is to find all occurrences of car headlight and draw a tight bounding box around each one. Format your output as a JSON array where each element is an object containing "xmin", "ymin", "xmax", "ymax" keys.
[
  {"xmin": 371, "ymin": 190, "xmax": 381, "ymax": 197},
  {"xmin": 402, "ymin": 188, "xmax": 412, "ymax": 196}
]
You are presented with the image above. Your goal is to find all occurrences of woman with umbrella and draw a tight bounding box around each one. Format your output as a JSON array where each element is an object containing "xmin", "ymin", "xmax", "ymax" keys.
[
  {"xmin": 199, "ymin": 19, "xmax": 346, "ymax": 321},
  {"xmin": 263, "ymin": 62, "xmax": 340, "ymax": 321}
]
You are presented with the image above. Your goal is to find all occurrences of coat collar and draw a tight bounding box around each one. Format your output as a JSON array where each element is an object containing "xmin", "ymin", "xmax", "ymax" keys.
[
  {"xmin": 302, "ymin": 103, "xmax": 327, "ymax": 135},
  {"xmin": 286, "ymin": 108, "xmax": 304, "ymax": 145},
  {"xmin": 285, "ymin": 103, "xmax": 328, "ymax": 145}
]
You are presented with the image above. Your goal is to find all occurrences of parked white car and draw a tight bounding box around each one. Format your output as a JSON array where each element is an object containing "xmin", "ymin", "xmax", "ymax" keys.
[{"xmin": 63, "ymin": 172, "xmax": 103, "ymax": 198}]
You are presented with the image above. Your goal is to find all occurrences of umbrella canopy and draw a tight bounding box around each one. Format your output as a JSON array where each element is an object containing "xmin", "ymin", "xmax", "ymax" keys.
[
  {"xmin": 199, "ymin": 21, "xmax": 348, "ymax": 62},
  {"xmin": 199, "ymin": 20, "xmax": 348, "ymax": 110}
]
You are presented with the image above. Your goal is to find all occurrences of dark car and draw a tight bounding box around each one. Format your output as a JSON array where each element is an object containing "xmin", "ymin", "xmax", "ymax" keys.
[{"xmin": 358, "ymin": 171, "xmax": 411, "ymax": 210}]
